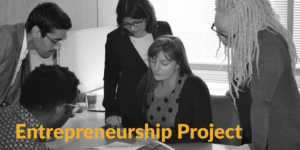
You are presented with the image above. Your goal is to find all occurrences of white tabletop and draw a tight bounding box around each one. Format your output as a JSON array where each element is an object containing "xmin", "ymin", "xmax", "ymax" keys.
[{"xmin": 45, "ymin": 110, "xmax": 237, "ymax": 150}]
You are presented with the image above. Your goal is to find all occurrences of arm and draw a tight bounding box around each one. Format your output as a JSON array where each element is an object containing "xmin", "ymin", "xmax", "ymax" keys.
[
  {"xmin": 164, "ymin": 77, "xmax": 213, "ymax": 143},
  {"xmin": 0, "ymin": 30, "xmax": 14, "ymax": 104},
  {"xmin": 0, "ymin": 30, "xmax": 13, "ymax": 66},
  {"xmin": 134, "ymin": 90, "xmax": 147, "ymax": 129},
  {"xmin": 103, "ymin": 33, "xmax": 121, "ymax": 118},
  {"xmin": 248, "ymin": 44, "xmax": 284, "ymax": 150}
]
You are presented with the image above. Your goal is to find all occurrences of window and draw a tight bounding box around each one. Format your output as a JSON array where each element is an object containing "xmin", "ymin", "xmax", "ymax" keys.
[
  {"xmin": 152, "ymin": 0, "xmax": 225, "ymax": 66},
  {"xmin": 271, "ymin": 0, "xmax": 288, "ymax": 28},
  {"xmin": 295, "ymin": 0, "xmax": 300, "ymax": 60},
  {"xmin": 151, "ymin": 0, "xmax": 300, "ymax": 86},
  {"xmin": 151, "ymin": 0, "xmax": 291, "ymax": 67}
]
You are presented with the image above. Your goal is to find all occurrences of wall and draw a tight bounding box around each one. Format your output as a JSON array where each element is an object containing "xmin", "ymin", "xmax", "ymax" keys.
[
  {"xmin": 59, "ymin": 26, "xmax": 116, "ymax": 92},
  {"xmin": 0, "ymin": 0, "xmax": 98, "ymax": 70},
  {"xmin": 97, "ymin": 0, "xmax": 118, "ymax": 27}
]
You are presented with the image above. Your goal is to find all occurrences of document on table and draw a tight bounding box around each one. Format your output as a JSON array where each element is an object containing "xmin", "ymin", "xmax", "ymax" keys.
[
  {"xmin": 135, "ymin": 141, "xmax": 175, "ymax": 150},
  {"xmin": 82, "ymin": 141, "xmax": 175, "ymax": 150},
  {"xmin": 82, "ymin": 141, "xmax": 139, "ymax": 150}
]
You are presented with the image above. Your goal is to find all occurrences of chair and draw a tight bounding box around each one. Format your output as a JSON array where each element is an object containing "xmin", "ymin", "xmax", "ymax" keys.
[{"xmin": 210, "ymin": 95, "xmax": 241, "ymax": 146}]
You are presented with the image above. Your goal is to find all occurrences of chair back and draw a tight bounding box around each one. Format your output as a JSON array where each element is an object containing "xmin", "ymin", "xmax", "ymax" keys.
[{"xmin": 210, "ymin": 95, "xmax": 241, "ymax": 146}]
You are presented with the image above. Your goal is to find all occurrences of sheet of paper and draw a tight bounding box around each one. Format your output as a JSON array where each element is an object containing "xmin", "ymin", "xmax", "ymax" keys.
[
  {"xmin": 135, "ymin": 141, "xmax": 175, "ymax": 150},
  {"xmin": 82, "ymin": 141, "xmax": 140, "ymax": 150},
  {"xmin": 82, "ymin": 141, "xmax": 175, "ymax": 150}
]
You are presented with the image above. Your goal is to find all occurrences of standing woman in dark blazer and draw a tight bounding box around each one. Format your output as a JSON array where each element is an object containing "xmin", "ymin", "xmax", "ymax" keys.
[{"xmin": 103, "ymin": 0, "xmax": 173, "ymax": 128}]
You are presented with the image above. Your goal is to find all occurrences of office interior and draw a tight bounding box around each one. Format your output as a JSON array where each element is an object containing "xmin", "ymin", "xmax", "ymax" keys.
[{"xmin": 2, "ymin": 0, "xmax": 300, "ymax": 149}]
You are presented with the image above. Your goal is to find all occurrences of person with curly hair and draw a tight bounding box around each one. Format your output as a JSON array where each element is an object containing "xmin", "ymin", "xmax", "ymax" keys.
[{"xmin": 0, "ymin": 65, "xmax": 80, "ymax": 150}]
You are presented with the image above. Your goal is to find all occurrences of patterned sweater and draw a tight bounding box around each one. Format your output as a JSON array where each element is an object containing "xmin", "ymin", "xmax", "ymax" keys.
[{"xmin": 0, "ymin": 104, "xmax": 46, "ymax": 150}]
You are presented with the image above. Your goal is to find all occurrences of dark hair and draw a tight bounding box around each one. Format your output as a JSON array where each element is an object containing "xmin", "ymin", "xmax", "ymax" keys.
[
  {"xmin": 20, "ymin": 65, "xmax": 80, "ymax": 113},
  {"xmin": 25, "ymin": 2, "xmax": 72, "ymax": 37},
  {"xmin": 116, "ymin": 0, "xmax": 157, "ymax": 36},
  {"xmin": 136, "ymin": 35, "xmax": 192, "ymax": 99}
]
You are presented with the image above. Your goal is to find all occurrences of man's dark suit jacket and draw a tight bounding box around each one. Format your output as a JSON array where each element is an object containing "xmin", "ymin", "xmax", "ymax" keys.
[{"xmin": 103, "ymin": 21, "xmax": 173, "ymax": 123}]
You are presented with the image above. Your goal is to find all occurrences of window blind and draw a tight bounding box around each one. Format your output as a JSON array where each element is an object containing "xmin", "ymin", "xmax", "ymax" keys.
[
  {"xmin": 151, "ymin": 0, "xmax": 288, "ymax": 66},
  {"xmin": 151, "ymin": 0, "xmax": 225, "ymax": 65},
  {"xmin": 271, "ymin": 0, "xmax": 288, "ymax": 28},
  {"xmin": 294, "ymin": 0, "xmax": 300, "ymax": 59}
]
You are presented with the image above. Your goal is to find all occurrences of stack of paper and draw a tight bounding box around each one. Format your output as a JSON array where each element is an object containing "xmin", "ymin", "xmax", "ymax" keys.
[{"xmin": 82, "ymin": 141, "xmax": 175, "ymax": 150}]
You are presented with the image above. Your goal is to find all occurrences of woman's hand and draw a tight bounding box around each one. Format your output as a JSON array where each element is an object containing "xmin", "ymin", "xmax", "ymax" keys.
[
  {"xmin": 134, "ymin": 130, "xmax": 158, "ymax": 146},
  {"xmin": 106, "ymin": 115, "xmax": 122, "ymax": 128},
  {"xmin": 231, "ymin": 144, "xmax": 250, "ymax": 150}
]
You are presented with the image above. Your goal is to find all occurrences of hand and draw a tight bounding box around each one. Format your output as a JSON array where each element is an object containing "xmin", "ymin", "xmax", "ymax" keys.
[
  {"xmin": 225, "ymin": 90, "xmax": 231, "ymax": 96},
  {"xmin": 232, "ymin": 144, "xmax": 250, "ymax": 150},
  {"xmin": 135, "ymin": 130, "xmax": 158, "ymax": 145},
  {"xmin": 106, "ymin": 115, "xmax": 122, "ymax": 128}
]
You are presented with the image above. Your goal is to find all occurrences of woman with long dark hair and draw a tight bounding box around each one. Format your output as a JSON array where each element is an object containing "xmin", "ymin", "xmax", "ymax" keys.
[
  {"xmin": 103, "ymin": 0, "xmax": 172, "ymax": 128},
  {"xmin": 134, "ymin": 35, "xmax": 214, "ymax": 143}
]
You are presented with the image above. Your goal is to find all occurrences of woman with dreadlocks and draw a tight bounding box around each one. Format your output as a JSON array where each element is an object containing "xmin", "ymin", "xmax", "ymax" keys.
[{"xmin": 213, "ymin": 0, "xmax": 300, "ymax": 149}]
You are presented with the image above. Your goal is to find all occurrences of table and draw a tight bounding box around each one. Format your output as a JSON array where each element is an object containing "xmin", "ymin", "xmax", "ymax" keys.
[{"xmin": 45, "ymin": 111, "xmax": 238, "ymax": 150}]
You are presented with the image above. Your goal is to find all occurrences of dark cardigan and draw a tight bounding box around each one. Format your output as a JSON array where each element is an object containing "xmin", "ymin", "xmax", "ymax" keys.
[
  {"xmin": 134, "ymin": 74, "xmax": 215, "ymax": 143},
  {"xmin": 103, "ymin": 21, "xmax": 173, "ymax": 126},
  {"xmin": 235, "ymin": 28, "xmax": 300, "ymax": 150}
]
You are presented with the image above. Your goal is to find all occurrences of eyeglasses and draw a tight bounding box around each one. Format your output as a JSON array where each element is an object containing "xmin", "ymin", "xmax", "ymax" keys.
[
  {"xmin": 211, "ymin": 23, "xmax": 229, "ymax": 39},
  {"xmin": 64, "ymin": 104, "xmax": 78, "ymax": 118},
  {"xmin": 64, "ymin": 103, "xmax": 79, "ymax": 109},
  {"xmin": 122, "ymin": 18, "xmax": 144, "ymax": 28},
  {"xmin": 45, "ymin": 34, "xmax": 67, "ymax": 46}
]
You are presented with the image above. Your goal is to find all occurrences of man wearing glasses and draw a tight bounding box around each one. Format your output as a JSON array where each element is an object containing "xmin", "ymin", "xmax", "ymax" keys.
[{"xmin": 0, "ymin": 2, "xmax": 72, "ymax": 107}]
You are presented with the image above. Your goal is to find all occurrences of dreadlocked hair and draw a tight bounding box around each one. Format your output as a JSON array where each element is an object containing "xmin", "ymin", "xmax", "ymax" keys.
[{"xmin": 215, "ymin": 0, "xmax": 298, "ymax": 107}]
